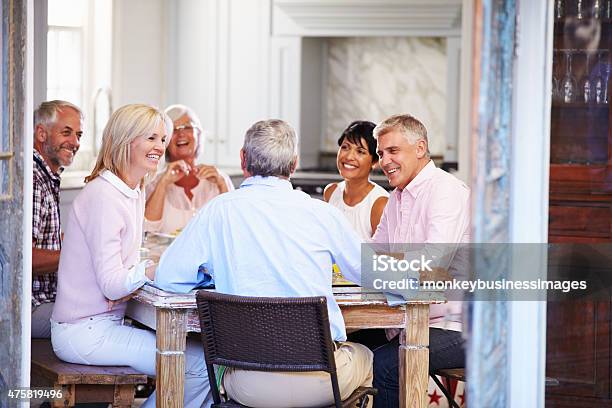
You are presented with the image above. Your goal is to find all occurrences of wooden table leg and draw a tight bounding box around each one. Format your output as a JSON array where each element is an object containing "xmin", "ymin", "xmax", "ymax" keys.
[
  {"xmin": 53, "ymin": 384, "xmax": 74, "ymax": 408},
  {"xmin": 156, "ymin": 308, "xmax": 187, "ymax": 408},
  {"xmin": 399, "ymin": 304, "xmax": 430, "ymax": 408},
  {"xmin": 113, "ymin": 384, "xmax": 136, "ymax": 407}
]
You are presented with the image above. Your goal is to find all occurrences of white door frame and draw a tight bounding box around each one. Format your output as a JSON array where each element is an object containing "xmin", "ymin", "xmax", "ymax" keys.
[{"xmin": 508, "ymin": 1, "xmax": 553, "ymax": 407}]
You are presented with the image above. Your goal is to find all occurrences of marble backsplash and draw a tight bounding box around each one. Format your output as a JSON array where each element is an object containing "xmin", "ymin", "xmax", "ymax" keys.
[{"xmin": 323, "ymin": 37, "xmax": 447, "ymax": 156}]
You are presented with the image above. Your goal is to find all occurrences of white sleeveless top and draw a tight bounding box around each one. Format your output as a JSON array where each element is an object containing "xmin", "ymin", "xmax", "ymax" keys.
[{"xmin": 328, "ymin": 181, "xmax": 389, "ymax": 241}]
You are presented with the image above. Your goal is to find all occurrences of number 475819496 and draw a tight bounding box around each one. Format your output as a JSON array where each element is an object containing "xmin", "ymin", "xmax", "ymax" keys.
[{"xmin": 6, "ymin": 387, "xmax": 63, "ymax": 401}]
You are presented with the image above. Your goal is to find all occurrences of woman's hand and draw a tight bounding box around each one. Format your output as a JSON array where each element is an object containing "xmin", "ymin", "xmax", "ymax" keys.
[
  {"xmin": 145, "ymin": 262, "xmax": 156, "ymax": 280},
  {"xmin": 145, "ymin": 161, "xmax": 191, "ymax": 222},
  {"xmin": 107, "ymin": 293, "xmax": 135, "ymax": 311},
  {"xmin": 160, "ymin": 160, "xmax": 191, "ymax": 186},
  {"xmin": 195, "ymin": 164, "xmax": 228, "ymax": 193}
]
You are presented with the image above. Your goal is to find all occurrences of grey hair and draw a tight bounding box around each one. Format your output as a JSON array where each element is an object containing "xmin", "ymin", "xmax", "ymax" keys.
[
  {"xmin": 164, "ymin": 104, "xmax": 202, "ymax": 130},
  {"xmin": 243, "ymin": 119, "xmax": 298, "ymax": 177},
  {"xmin": 373, "ymin": 114, "xmax": 430, "ymax": 156},
  {"xmin": 164, "ymin": 104, "xmax": 203, "ymax": 161},
  {"xmin": 33, "ymin": 100, "xmax": 83, "ymax": 131}
]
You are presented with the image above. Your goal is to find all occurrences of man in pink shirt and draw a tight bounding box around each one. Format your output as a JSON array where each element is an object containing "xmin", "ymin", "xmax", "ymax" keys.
[{"xmin": 371, "ymin": 114, "xmax": 469, "ymax": 408}]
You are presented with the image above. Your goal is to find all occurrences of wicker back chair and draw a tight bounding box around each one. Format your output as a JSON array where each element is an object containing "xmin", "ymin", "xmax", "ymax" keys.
[{"xmin": 195, "ymin": 290, "xmax": 376, "ymax": 408}]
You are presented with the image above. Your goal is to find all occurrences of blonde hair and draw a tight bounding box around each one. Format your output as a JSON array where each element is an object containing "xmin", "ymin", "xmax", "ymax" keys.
[
  {"xmin": 85, "ymin": 104, "xmax": 172, "ymax": 184},
  {"xmin": 374, "ymin": 114, "xmax": 430, "ymax": 156}
]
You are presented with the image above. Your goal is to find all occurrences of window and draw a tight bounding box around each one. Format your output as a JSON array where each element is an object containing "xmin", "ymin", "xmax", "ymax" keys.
[{"xmin": 46, "ymin": 0, "xmax": 112, "ymax": 173}]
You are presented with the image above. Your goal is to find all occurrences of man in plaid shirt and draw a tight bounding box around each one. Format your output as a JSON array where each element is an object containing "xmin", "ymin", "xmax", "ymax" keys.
[{"xmin": 32, "ymin": 100, "xmax": 83, "ymax": 338}]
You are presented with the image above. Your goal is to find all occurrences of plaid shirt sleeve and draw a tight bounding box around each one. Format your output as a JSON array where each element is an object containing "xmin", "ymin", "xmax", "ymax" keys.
[
  {"xmin": 32, "ymin": 175, "xmax": 45, "ymax": 243},
  {"xmin": 32, "ymin": 171, "xmax": 59, "ymax": 307}
]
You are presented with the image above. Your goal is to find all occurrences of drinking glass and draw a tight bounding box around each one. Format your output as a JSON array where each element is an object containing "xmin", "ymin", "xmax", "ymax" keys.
[
  {"xmin": 577, "ymin": 0, "xmax": 584, "ymax": 19},
  {"xmin": 594, "ymin": 52, "xmax": 610, "ymax": 104},
  {"xmin": 593, "ymin": 0, "xmax": 602, "ymax": 18},
  {"xmin": 552, "ymin": 51, "xmax": 560, "ymax": 102},
  {"xmin": 555, "ymin": 0, "xmax": 564, "ymax": 20},
  {"xmin": 602, "ymin": 52, "xmax": 611, "ymax": 104},
  {"xmin": 561, "ymin": 51, "xmax": 577, "ymax": 103},
  {"xmin": 580, "ymin": 53, "xmax": 593, "ymax": 103}
]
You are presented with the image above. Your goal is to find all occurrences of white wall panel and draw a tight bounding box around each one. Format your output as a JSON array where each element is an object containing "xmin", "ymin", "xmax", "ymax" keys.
[
  {"xmin": 170, "ymin": 0, "xmax": 271, "ymax": 168},
  {"xmin": 218, "ymin": 0, "xmax": 271, "ymax": 167},
  {"xmin": 112, "ymin": 0, "xmax": 167, "ymax": 108}
]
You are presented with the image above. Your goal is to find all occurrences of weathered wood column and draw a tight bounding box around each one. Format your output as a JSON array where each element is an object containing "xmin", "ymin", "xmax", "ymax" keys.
[
  {"xmin": 400, "ymin": 304, "xmax": 430, "ymax": 408},
  {"xmin": 156, "ymin": 308, "xmax": 187, "ymax": 408}
]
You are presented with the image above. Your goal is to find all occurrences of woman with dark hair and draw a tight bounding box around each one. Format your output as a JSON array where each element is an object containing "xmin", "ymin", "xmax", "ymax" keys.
[{"xmin": 324, "ymin": 120, "xmax": 389, "ymax": 240}]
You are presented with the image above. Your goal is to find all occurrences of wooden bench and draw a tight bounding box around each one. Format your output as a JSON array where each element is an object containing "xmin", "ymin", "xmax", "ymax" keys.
[
  {"xmin": 31, "ymin": 339, "xmax": 148, "ymax": 407},
  {"xmin": 436, "ymin": 368, "xmax": 465, "ymax": 382}
]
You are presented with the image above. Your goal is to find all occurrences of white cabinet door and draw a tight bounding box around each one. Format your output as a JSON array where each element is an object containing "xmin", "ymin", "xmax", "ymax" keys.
[
  {"xmin": 172, "ymin": 0, "xmax": 271, "ymax": 168},
  {"xmin": 216, "ymin": 0, "xmax": 271, "ymax": 167}
]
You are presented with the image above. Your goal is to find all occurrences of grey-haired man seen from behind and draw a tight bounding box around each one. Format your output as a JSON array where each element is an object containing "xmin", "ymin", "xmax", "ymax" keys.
[
  {"xmin": 32, "ymin": 100, "xmax": 83, "ymax": 338},
  {"xmin": 155, "ymin": 119, "xmax": 374, "ymax": 407}
]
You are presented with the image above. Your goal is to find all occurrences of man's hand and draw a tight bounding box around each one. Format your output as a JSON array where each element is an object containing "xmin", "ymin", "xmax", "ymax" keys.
[
  {"xmin": 377, "ymin": 253, "xmax": 451, "ymax": 282},
  {"xmin": 32, "ymin": 247, "xmax": 61, "ymax": 275},
  {"xmin": 419, "ymin": 267, "xmax": 452, "ymax": 283}
]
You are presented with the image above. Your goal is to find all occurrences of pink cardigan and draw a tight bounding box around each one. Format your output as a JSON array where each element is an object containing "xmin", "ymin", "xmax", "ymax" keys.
[{"xmin": 52, "ymin": 171, "xmax": 145, "ymax": 323}]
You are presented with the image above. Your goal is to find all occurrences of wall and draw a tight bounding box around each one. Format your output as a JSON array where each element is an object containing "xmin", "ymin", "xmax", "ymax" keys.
[
  {"xmin": 168, "ymin": 0, "xmax": 271, "ymax": 168},
  {"xmin": 323, "ymin": 37, "xmax": 447, "ymax": 156},
  {"xmin": 111, "ymin": 0, "xmax": 168, "ymax": 108},
  {"xmin": 33, "ymin": 0, "xmax": 46, "ymax": 108},
  {"xmin": 164, "ymin": 0, "xmax": 463, "ymax": 170},
  {"xmin": 107, "ymin": 0, "xmax": 464, "ymax": 170}
]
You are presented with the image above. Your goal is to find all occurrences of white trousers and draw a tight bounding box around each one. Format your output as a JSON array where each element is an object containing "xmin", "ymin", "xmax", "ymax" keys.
[
  {"xmin": 50, "ymin": 313, "xmax": 212, "ymax": 408},
  {"xmin": 224, "ymin": 341, "xmax": 373, "ymax": 408}
]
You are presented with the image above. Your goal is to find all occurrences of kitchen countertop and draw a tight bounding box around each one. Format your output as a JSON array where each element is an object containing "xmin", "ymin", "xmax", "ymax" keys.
[{"xmin": 59, "ymin": 167, "xmax": 392, "ymax": 191}]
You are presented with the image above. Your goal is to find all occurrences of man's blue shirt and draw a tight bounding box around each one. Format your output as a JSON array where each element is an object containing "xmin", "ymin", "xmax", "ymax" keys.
[{"xmin": 155, "ymin": 176, "xmax": 362, "ymax": 341}]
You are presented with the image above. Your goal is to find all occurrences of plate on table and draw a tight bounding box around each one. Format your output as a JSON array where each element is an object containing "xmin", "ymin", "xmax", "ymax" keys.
[
  {"xmin": 332, "ymin": 264, "xmax": 358, "ymax": 287},
  {"xmin": 148, "ymin": 232, "xmax": 176, "ymax": 239}
]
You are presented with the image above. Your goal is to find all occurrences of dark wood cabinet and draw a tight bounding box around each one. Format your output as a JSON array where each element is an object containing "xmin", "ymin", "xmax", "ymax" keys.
[
  {"xmin": 547, "ymin": 2, "xmax": 612, "ymax": 406},
  {"xmin": 546, "ymin": 301, "xmax": 610, "ymax": 399}
]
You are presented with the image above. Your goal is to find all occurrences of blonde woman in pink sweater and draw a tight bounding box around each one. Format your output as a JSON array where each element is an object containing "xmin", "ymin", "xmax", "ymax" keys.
[{"xmin": 51, "ymin": 104, "xmax": 212, "ymax": 408}]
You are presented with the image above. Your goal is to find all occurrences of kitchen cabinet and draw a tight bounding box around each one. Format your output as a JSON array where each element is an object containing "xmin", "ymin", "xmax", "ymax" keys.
[{"xmin": 546, "ymin": 1, "xmax": 612, "ymax": 405}]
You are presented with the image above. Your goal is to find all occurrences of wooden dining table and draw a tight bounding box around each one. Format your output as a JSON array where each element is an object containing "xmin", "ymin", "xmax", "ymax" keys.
[{"xmin": 126, "ymin": 283, "xmax": 444, "ymax": 408}]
